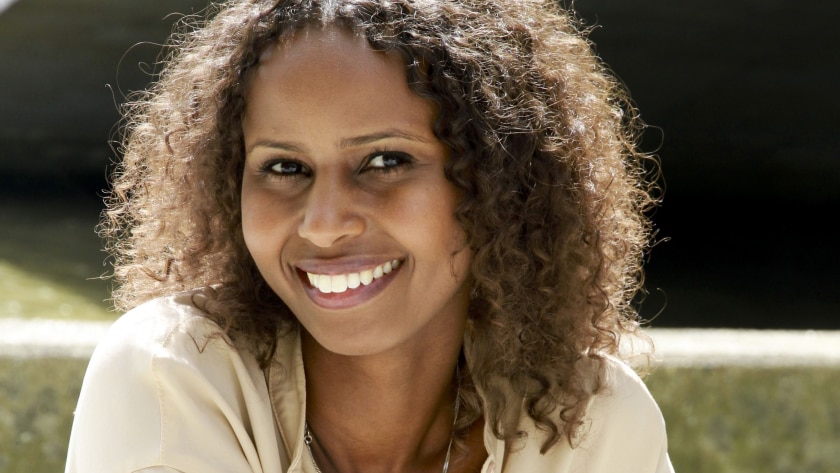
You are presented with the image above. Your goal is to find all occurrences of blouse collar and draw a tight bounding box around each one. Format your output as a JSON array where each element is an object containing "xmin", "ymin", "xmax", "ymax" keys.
[{"xmin": 266, "ymin": 328, "xmax": 501, "ymax": 472}]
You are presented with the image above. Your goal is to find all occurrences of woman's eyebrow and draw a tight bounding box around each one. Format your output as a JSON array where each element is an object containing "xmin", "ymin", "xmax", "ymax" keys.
[
  {"xmin": 248, "ymin": 128, "xmax": 432, "ymax": 154},
  {"xmin": 247, "ymin": 140, "xmax": 305, "ymax": 154},
  {"xmin": 340, "ymin": 129, "xmax": 432, "ymax": 148}
]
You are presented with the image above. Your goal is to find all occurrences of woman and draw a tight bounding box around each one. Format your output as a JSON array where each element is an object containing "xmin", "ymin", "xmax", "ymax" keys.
[{"xmin": 66, "ymin": 0, "xmax": 673, "ymax": 472}]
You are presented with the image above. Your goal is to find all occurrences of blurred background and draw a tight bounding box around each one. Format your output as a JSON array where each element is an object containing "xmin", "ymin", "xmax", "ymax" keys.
[
  {"xmin": 573, "ymin": 0, "xmax": 840, "ymax": 330},
  {"xmin": 1, "ymin": 0, "xmax": 837, "ymax": 329},
  {"xmin": 1, "ymin": 1, "xmax": 838, "ymax": 472}
]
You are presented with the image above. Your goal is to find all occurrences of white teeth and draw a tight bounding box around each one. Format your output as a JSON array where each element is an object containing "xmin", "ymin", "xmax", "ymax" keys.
[
  {"xmin": 331, "ymin": 274, "xmax": 348, "ymax": 293},
  {"xmin": 317, "ymin": 275, "xmax": 332, "ymax": 294},
  {"xmin": 306, "ymin": 260, "xmax": 402, "ymax": 294}
]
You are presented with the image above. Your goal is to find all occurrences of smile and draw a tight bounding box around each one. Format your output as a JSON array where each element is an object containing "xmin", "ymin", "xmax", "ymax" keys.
[{"xmin": 305, "ymin": 259, "xmax": 401, "ymax": 294}]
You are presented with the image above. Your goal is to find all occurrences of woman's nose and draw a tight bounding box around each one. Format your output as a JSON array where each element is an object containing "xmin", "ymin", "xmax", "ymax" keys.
[{"xmin": 297, "ymin": 175, "xmax": 365, "ymax": 247}]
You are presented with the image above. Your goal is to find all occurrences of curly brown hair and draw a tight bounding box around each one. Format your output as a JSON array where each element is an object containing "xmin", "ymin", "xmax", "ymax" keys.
[{"xmin": 103, "ymin": 0, "xmax": 659, "ymax": 454}]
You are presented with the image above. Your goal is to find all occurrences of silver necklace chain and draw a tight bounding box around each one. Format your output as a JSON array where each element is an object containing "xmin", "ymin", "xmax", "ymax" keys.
[
  {"xmin": 303, "ymin": 379, "xmax": 462, "ymax": 473},
  {"xmin": 303, "ymin": 425, "xmax": 323, "ymax": 473}
]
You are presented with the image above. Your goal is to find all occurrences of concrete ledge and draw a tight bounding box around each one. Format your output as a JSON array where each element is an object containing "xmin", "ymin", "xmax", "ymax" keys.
[
  {"xmin": 4, "ymin": 318, "xmax": 840, "ymax": 366},
  {"xmin": 641, "ymin": 328, "xmax": 840, "ymax": 367},
  {"xmin": 0, "ymin": 318, "xmax": 110, "ymax": 359},
  {"xmin": 2, "ymin": 321, "xmax": 839, "ymax": 473}
]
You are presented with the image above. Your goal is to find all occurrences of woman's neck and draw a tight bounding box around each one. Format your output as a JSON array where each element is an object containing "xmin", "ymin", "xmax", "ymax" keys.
[{"xmin": 301, "ymin": 330, "xmax": 464, "ymax": 473}]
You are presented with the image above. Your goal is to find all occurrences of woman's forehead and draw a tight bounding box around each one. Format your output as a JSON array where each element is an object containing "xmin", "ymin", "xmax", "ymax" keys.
[{"xmin": 259, "ymin": 25, "xmax": 370, "ymax": 66}]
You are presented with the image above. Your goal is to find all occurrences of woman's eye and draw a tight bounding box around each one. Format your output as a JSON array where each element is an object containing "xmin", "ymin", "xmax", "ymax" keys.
[
  {"xmin": 365, "ymin": 152, "xmax": 412, "ymax": 172},
  {"xmin": 264, "ymin": 160, "xmax": 309, "ymax": 176}
]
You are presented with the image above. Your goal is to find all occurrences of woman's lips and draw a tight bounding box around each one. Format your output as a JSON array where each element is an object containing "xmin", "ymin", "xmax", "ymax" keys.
[{"xmin": 296, "ymin": 259, "xmax": 403, "ymax": 309}]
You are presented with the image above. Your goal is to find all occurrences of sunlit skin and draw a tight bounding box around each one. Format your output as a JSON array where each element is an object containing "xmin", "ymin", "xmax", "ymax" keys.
[{"xmin": 241, "ymin": 26, "xmax": 486, "ymax": 473}]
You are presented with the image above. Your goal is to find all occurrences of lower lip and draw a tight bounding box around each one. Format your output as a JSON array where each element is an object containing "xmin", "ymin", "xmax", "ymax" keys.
[{"xmin": 297, "ymin": 266, "xmax": 401, "ymax": 310}]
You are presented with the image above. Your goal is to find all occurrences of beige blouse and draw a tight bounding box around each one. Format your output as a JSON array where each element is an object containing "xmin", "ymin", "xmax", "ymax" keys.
[{"xmin": 65, "ymin": 293, "xmax": 674, "ymax": 472}]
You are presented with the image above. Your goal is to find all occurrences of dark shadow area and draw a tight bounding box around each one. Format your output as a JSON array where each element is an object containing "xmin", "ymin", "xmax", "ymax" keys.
[
  {"xmin": 0, "ymin": 0, "xmax": 210, "ymax": 318},
  {"xmin": 573, "ymin": 0, "xmax": 840, "ymax": 328},
  {"xmin": 2, "ymin": 0, "xmax": 837, "ymax": 328}
]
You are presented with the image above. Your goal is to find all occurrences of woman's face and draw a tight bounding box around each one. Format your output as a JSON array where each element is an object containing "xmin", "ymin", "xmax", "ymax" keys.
[{"xmin": 241, "ymin": 26, "xmax": 472, "ymax": 357}]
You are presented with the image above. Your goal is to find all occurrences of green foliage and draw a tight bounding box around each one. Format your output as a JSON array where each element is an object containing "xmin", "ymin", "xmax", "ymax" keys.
[
  {"xmin": 647, "ymin": 366, "xmax": 840, "ymax": 473},
  {"xmin": 0, "ymin": 358, "xmax": 87, "ymax": 473},
  {"xmin": 0, "ymin": 201, "xmax": 113, "ymax": 321}
]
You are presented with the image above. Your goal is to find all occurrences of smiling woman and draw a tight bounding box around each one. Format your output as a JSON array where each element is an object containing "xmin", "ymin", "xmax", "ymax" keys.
[{"xmin": 66, "ymin": 1, "xmax": 672, "ymax": 472}]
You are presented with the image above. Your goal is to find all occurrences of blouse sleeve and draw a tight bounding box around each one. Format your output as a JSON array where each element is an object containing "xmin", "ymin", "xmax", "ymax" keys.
[{"xmin": 64, "ymin": 296, "xmax": 279, "ymax": 473}]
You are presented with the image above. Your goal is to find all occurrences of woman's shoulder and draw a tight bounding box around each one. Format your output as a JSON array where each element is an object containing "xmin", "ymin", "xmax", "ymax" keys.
[
  {"xmin": 84, "ymin": 290, "xmax": 268, "ymax": 401},
  {"xmin": 566, "ymin": 355, "xmax": 673, "ymax": 472},
  {"xmin": 66, "ymin": 292, "xmax": 279, "ymax": 472},
  {"xmin": 589, "ymin": 355, "xmax": 667, "ymax": 434},
  {"xmin": 103, "ymin": 291, "xmax": 229, "ymax": 351},
  {"xmin": 497, "ymin": 355, "xmax": 674, "ymax": 473}
]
